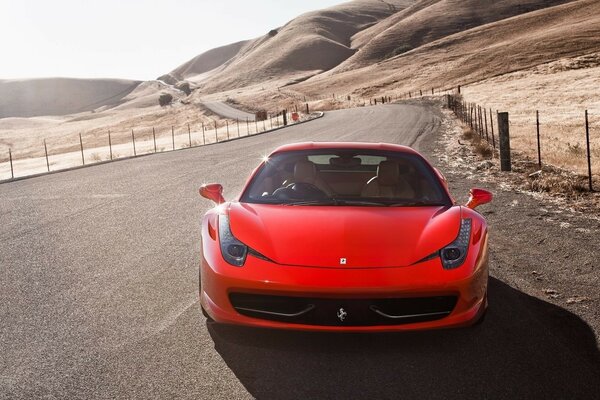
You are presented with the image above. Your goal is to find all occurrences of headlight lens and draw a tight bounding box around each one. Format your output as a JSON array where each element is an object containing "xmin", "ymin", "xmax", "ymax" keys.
[
  {"xmin": 218, "ymin": 214, "xmax": 248, "ymax": 267},
  {"xmin": 441, "ymin": 219, "xmax": 472, "ymax": 270}
]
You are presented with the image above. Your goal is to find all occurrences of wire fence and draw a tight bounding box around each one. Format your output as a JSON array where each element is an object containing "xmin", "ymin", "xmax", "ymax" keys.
[
  {"xmin": 447, "ymin": 94, "xmax": 597, "ymax": 192},
  {"xmin": 0, "ymin": 110, "xmax": 320, "ymax": 182}
]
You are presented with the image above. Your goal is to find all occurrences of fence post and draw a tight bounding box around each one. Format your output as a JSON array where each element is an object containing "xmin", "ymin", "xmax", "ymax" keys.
[
  {"xmin": 44, "ymin": 138, "xmax": 50, "ymax": 172},
  {"xmin": 489, "ymin": 108, "xmax": 496, "ymax": 149},
  {"xmin": 269, "ymin": 115, "xmax": 273, "ymax": 130},
  {"xmin": 263, "ymin": 118, "xmax": 266, "ymax": 131},
  {"xmin": 306, "ymin": 103, "xmax": 309, "ymax": 114},
  {"xmin": 226, "ymin": 120, "xmax": 230, "ymax": 140},
  {"xmin": 457, "ymin": 85, "xmax": 461, "ymax": 94},
  {"xmin": 420, "ymin": 90, "xmax": 423, "ymax": 96},
  {"xmin": 237, "ymin": 118, "xmax": 241, "ymax": 137},
  {"xmin": 246, "ymin": 117, "xmax": 250, "ymax": 135},
  {"xmin": 78, "ymin": 134, "xmax": 84, "ymax": 166},
  {"xmin": 188, "ymin": 123, "xmax": 192, "ymax": 147},
  {"xmin": 536, "ymin": 110, "xmax": 542, "ymax": 168},
  {"xmin": 283, "ymin": 110, "xmax": 288, "ymax": 126},
  {"xmin": 479, "ymin": 106, "xmax": 484, "ymax": 137},
  {"xmin": 108, "ymin": 130, "xmax": 113, "ymax": 160},
  {"xmin": 171, "ymin": 126, "xmax": 175, "ymax": 150},
  {"xmin": 202, "ymin": 123, "xmax": 206, "ymax": 144},
  {"xmin": 585, "ymin": 110, "xmax": 593, "ymax": 192},
  {"xmin": 214, "ymin": 121, "xmax": 218, "ymax": 142},
  {"xmin": 255, "ymin": 117, "xmax": 258, "ymax": 132},
  {"xmin": 131, "ymin": 129, "xmax": 137, "ymax": 156},
  {"xmin": 9, "ymin": 149, "xmax": 14, "ymax": 179},
  {"xmin": 152, "ymin": 127, "xmax": 157, "ymax": 152},
  {"xmin": 431, "ymin": 88, "xmax": 434, "ymax": 95},
  {"xmin": 484, "ymin": 107, "xmax": 489, "ymax": 142},
  {"xmin": 498, "ymin": 112, "xmax": 511, "ymax": 171}
]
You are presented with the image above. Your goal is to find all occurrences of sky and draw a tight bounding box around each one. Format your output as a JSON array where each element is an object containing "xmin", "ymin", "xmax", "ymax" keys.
[{"xmin": 0, "ymin": 0, "xmax": 344, "ymax": 81}]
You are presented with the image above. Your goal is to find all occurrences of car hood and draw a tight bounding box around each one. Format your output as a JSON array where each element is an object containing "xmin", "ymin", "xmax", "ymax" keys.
[{"xmin": 228, "ymin": 202, "xmax": 462, "ymax": 268}]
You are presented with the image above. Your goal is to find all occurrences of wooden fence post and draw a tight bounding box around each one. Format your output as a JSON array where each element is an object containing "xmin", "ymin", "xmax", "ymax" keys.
[
  {"xmin": 484, "ymin": 107, "xmax": 489, "ymax": 142},
  {"xmin": 152, "ymin": 127, "xmax": 157, "ymax": 152},
  {"xmin": 108, "ymin": 130, "xmax": 113, "ymax": 160},
  {"xmin": 283, "ymin": 110, "xmax": 287, "ymax": 126},
  {"xmin": 171, "ymin": 126, "xmax": 175, "ymax": 150},
  {"xmin": 131, "ymin": 129, "xmax": 137, "ymax": 156},
  {"xmin": 498, "ymin": 112, "xmax": 511, "ymax": 171},
  {"xmin": 44, "ymin": 138, "xmax": 49, "ymax": 172},
  {"xmin": 226, "ymin": 120, "xmax": 230, "ymax": 140},
  {"xmin": 9, "ymin": 149, "xmax": 14, "ymax": 179},
  {"xmin": 237, "ymin": 118, "xmax": 241, "ymax": 137},
  {"xmin": 214, "ymin": 121, "xmax": 218, "ymax": 142},
  {"xmin": 536, "ymin": 110, "xmax": 542, "ymax": 168},
  {"xmin": 78, "ymin": 134, "xmax": 84, "ymax": 166},
  {"xmin": 489, "ymin": 109, "xmax": 495, "ymax": 149},
  {"xmin": 585, "ymin": 110, "xmax": 593, "ymax": 191},
  {"xmin": 188, "ymin": 123, "xmax": 192, "ymax": 147},
  {"xmin": 202, "ymin": 123, "xmax": 206, "ymax": 144}
]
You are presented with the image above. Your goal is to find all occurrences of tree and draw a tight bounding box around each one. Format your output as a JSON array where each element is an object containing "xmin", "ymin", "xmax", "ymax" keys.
[{"xmin": 159, "ymin": 93, "xmax": 173, "ymax": 107}]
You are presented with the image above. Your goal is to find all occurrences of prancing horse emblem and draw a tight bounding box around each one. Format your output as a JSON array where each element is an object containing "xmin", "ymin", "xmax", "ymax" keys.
[
  {"xmin": 340, "ymin": 258, "xmax": 347, "ymax": 265},
  {"xmin": 337, "ymin": 308, "xmax": 347, "ymax": 322}
]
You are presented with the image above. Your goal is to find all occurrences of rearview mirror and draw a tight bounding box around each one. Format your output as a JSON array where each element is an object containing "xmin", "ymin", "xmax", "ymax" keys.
[
  {"xmin": 199, "ymin": 183, "xmax": 225, "ymax": 205},
  {"xmin": 465, "ymin": 188, "xmax": 493, "ymax": 210}
]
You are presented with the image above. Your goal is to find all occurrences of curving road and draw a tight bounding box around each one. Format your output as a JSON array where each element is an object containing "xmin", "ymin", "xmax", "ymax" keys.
[
  {"xmin": 0, "ymin": 104, "xmax": 598, "ymax": 399},
  {"xmin": 202, "ymin": 101, "xmax": 256, "ymax": 121}
]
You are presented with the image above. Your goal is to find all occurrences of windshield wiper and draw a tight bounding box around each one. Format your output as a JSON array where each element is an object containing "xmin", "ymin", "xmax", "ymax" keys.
[
  {"xmin": 332, "ymin": 199, "xmax": 390, "ymax": 207},
  {"xmin": 388, "ymin": 201, "xmax": 448, "ymax": 207},
  {"xmin": 283, "ymin": 199, "xmax": 339, "ymax": 206}
]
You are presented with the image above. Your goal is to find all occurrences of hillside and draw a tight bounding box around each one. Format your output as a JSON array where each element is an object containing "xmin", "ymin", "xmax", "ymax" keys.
[
  {"xmin": 334, "ymin": 0, "xmax": 575, "ymax": 72},
  {"xmin": 0, "ymin": 78, "xmax": 141, "ymax": 118},
  {"xmin": 192, "ymin": 0, "xmax": 417, "ymax": 92},
  {"xmin": 294, "ymin": 0, "xmax": 600, "ymax": 97},
  {"xmin": 158, "ymin": 40, "xmax": 251, "ymax": 84}
]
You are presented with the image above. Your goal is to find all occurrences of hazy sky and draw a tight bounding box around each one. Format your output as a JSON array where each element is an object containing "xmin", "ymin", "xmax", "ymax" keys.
[{"xmin": 0, "ymin": 0, "xmax": 344, "ymax": 81}]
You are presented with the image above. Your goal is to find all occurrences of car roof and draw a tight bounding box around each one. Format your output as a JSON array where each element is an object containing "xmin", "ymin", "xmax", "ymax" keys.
[{"xmin": 269, "ymin": 142, "xmax": 419, "ymax": 156}]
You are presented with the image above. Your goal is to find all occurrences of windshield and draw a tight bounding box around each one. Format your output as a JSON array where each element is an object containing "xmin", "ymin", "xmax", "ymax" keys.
[{"xmin": 240, "ymin": 149, "xmax": 451, "ymax": 206}]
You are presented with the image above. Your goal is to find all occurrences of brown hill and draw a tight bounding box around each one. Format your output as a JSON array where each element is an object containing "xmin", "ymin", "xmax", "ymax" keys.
[
  {"xmin": 158, "ymin": 40, "xmax": 250, "ymax": 84},
  {"xmin": 194, "ymin": 0, "xmax": 416, "ymax": 92},
  {"xmin": 296, "ymin": 0, "xmax": 600, "ymax": 97},
  {"xmin": 0, "ymin": 78, "xmax": 141, "ymax": 118},
  {"xmin": 335, "ymin": 0, "xmax": 575, "ymax": 72}
]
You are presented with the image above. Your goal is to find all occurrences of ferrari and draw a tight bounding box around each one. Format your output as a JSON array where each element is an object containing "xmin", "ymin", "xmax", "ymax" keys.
[{"xmin": 198, "ymin": 142, "xmax": 492, "ymax": 331}]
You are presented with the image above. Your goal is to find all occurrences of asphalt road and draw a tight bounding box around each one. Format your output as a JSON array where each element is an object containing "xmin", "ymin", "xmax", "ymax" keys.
[
  {"xmin": 202, "ymin": 101, "xmax": 256, "ymax": 121},
  {"xmin": 1, "ymin": 104, "xmax": 598, "ymax": 399}
]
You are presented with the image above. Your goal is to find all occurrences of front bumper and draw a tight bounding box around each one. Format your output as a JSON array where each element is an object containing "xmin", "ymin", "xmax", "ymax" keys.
[{"xmin": 200, "ymin": 237, "xmax": 489, "ymax": 332}]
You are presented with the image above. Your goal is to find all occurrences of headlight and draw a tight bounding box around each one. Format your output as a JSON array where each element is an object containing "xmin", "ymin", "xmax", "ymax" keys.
[
  {"xmin": 440, "ymin": 219, "xmax": 472, "ymax": 270},
  {"xmin": 218, "ymin": 214, "xmax": 248, "ymax": 267}
]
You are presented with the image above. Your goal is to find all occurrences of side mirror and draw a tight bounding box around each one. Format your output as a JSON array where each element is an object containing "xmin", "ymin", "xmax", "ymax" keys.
[
  {"xmin": 199, "ymin": 183, "xmax": 225, "ymax": 205},
  {"xmin": 465, "ymin": 188, "xmax": 493, "ymax": 210}
]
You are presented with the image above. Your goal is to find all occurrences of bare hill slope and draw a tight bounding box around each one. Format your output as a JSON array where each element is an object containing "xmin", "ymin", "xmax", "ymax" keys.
[
  {"xmin": 296, "ymin": 0, "xmax": 600, "ymax": 96},
  {"xmin": 195, "ymin": 0, "xmax": 416, "ymax": 92},
  {"xmin": 0, "ymin": 78, "xmax": 141, "ymax": 118},
  {"xmin": 336, "ymin": 0, "xmax": 575, "ymax": 72},
  {"xmin": 158, "ymin": 40, "xmax": 250, "ymax": 84}
]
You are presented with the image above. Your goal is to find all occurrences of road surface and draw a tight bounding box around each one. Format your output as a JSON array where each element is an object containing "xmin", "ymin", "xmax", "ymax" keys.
[
  {"xmin": 202, "ymin": 101, "xmax": 256, "ymax": 121},
  {"xmin": 1, "ymin": 103, "xmax": 598, "ymax": 399}
]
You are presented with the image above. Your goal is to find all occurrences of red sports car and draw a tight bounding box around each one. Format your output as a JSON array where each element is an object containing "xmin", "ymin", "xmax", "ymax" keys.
[{"xmin": 199, "ymin": 142, "xmax": 492, "ymax": 332}]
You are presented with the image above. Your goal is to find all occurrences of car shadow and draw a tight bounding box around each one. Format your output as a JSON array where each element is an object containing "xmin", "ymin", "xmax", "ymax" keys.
[{"xmin": 207, "ymin": 278, "xmax": 600, "ymax": 399}]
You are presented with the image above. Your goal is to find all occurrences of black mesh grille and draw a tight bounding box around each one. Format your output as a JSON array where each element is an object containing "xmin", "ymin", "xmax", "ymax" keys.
[{"xmin": 229, "ymin": 293, "xmax": 457, "ymax": 326}]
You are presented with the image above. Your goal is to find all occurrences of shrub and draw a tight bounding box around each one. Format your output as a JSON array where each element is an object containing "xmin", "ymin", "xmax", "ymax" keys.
[
  {"xmin": 159, "ymin": 93, "xmax": 173, "ymax": 107},
  {"xmin": 176, "ymin": 81, "xmax": 191, "ymax": 96}
]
